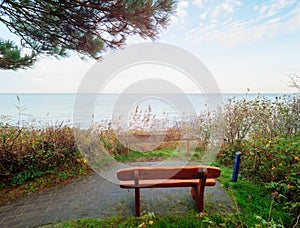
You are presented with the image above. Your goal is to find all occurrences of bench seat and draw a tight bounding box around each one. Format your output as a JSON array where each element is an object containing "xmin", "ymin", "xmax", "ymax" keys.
[{"xmin": 120, "ymin": 178, "xmax": 216, "ymax": 188}]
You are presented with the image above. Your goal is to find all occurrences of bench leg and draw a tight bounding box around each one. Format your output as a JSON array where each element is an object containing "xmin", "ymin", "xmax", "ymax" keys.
[
  {"xmin": 135, "ymin": 187, "xmax": 141, "ymax": 216},
  {"xmin": 191, "ymin": 184, "xmax": 205, "ymax": 212},
  {"xmin": 190, "ymin": 187, "xmax": 195, "ymax": 199}
]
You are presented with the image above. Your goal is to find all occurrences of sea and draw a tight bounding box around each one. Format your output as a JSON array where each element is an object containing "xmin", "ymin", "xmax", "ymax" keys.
[{"xmin": 0, "ymin": 93, "xmax": 293, "ymax": 128}]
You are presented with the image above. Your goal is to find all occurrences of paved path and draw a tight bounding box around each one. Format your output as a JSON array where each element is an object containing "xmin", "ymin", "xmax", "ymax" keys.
[{"xmin": 0, "ymin": 162, "xmax": 235, "ymax": 228}]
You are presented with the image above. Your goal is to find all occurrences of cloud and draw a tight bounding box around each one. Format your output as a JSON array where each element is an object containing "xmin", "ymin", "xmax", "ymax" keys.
[
  {"xmin": 209, "ymin": 1, "xmax": 242, "ymax": 19},
  {"xmin": 192, "ymin": 0, "xmax": 205, "ymax": 8},
  {"xmin": 187, "ymin": 0, "xmax": 300, "ymax": 46},
  {"xmin": 199, "ymin": 13, "xmax": 207, "ymax": 20},
  {"xmin": 176, "ymin": 1, "xmax": 189, "ymax": 24},
  {"xmin": 260, "ymin": 0, "xmax": 296, "ymax": 14}
]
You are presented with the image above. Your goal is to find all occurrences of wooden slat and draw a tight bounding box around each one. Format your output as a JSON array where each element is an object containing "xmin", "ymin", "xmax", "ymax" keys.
[
  {"xmin": 117, "ymin": 166, "xmax": 221, "ymax": 181},
  {"xmin": 120, "ymin": 178, "xmax": 216, "ymax": 188}
]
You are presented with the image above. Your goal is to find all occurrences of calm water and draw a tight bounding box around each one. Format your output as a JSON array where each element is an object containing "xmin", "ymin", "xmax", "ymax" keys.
[{"xmin": 0, "ymin": 93, "xmax": 288, "ymax": 128}]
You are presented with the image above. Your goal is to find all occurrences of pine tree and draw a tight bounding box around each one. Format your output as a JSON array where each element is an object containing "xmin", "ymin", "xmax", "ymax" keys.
[
  {"xmin": 0, "ymin": 0, "xmax": 175, "ymax": 70},
  {"xmin": 0, "ymin": 40, "xmax": 37, "ymax": 70}
]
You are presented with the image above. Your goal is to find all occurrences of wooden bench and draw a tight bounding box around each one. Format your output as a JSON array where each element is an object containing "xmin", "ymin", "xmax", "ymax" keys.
[{"xmin": 117, "ymin": 166, "xmax": 221, "ymax": 216}]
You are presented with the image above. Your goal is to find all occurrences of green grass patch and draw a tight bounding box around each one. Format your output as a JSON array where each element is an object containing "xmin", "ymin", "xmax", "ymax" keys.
[
  {"xmin": 42, "ymin": 214, "xmax": 231, "ymax": 228},
  {"xmin": 218, "ymin": 165, "xmax": 291, "ymax": 227},
  {"xmin": 113, "ymin": 147, "xmax": 205, "ymax": 163},
  {"xmin": 113, "ymin": 148, "xmax": 186, "ymax": 163}
]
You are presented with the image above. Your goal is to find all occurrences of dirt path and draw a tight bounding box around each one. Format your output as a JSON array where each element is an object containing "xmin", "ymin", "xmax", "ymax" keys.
[{"xmin": 0, "ymin": 161, "xmax": 235, "ymax": 228}]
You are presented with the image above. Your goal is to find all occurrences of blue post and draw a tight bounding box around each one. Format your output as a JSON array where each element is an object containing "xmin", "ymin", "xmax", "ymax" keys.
[{"xmin": 232, "ymin": 152, "xmax": 241, "ymax": 182}]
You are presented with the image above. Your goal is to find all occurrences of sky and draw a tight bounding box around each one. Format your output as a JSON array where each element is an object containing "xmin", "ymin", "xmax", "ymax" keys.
[{"xmin": 0, "ymin": 0, "xmax": 300, "ymax": 94}]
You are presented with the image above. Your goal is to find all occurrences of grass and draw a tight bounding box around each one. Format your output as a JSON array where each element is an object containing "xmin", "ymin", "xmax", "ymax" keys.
[
  {"xmin": 113, "ymin": 148, "xmax": 181, "ymax": 162},
  {"xmin": 42, "ymin": 214, "xmax": 223, "ymax": 228},
  {"xmin": 113, "ymin": 147, "xmax": 204, "ymax": 163},
  {"xmin": 217, "ymin": 165, "xmax": 291, "ymax": 227}
]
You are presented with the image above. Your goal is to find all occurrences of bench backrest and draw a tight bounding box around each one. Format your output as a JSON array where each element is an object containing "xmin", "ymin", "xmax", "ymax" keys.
[{"xmin": 117, "ymin": 166, "xmax": 221, "ymax": 181}]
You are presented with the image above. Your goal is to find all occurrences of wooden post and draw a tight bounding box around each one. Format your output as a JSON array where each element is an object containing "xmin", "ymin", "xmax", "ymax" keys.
[{"xmin": 186, "ymin": 139, "xmax": 190, "ymax": 155}]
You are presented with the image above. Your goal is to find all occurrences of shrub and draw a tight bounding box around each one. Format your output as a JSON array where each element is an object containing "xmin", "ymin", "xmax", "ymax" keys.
[
  {"xmin": 218, "ymin": 136, "xmax": 300, "ymax": 217},
  {"xmin": 0, "ymin": 125, "xmax": 86, "ymax": 186},
  {"xmin": 219, "ymin": 94, "xmax": 300, "ymax": 220},
  {"xmin": 223, "ymin": 94, "xmax": 299, "ymax": 142}
]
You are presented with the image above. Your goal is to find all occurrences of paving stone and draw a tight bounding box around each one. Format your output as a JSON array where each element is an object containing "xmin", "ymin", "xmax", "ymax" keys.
[
  {"xmin": 1, "ymin": 215, "xmax": 21, "ymax": 227},
  {"xmin": 1, "ymin": 219, "xmax": 25, "ymax": 228}
]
